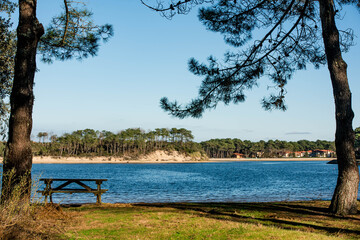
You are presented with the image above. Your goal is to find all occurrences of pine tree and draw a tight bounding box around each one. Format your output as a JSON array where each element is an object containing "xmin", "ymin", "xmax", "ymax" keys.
[
  {"xmin": 1, "ymin": 0, "xmax": 113, "ymax": 203},
  {"xmin": 143, "ymin": 0, "xmax": 359, "ymax": 215}
]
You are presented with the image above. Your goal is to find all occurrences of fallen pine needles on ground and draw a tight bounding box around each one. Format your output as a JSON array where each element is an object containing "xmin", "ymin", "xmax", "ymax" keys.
[
  {"xmin": 0, "ymin": 203, "xmax": 73, "ymax": 240},
  {"xmin": 0, "ymin": 171, "xmax": 73, "ymax": 240}
]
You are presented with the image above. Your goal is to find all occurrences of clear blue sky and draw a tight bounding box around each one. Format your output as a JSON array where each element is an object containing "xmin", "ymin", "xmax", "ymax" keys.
[{"xmin": 31, "ymin": 0, "xmax": 360, "ymax": 142}]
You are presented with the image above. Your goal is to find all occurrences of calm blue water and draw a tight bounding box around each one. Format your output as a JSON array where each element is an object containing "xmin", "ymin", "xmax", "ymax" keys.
[{"xmin": 21, "ymin": 161, "xmax": 351, "ymax": 204}]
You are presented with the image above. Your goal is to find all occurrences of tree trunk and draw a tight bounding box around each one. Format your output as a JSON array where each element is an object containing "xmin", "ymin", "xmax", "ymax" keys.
[
  {"xmin": 319, "ymin": 0, "xmax": 359, "ymax": 215},
  {"xmin": 1, "ymin": 0, "xmax": 44, "ymax": 203}
]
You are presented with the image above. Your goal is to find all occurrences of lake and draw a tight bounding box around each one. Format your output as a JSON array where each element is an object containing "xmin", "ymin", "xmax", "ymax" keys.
[{"xmin": 23, "ymin": 161, "xmax": 357, "ymax": 204}]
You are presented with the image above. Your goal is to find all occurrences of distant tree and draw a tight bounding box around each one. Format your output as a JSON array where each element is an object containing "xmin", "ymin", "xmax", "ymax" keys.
[
  {"xmin": 101, "ymin": 130, "xmax": 115, "ymax": 155},
  {"xmin": 36, "ymin": 132, "xmax": 48, "ymax": 143},
  {"xmin": 50, "ymin": 134, "xmax": 58, "ymax": 143},
  {"xmin": 146, "ymin": 131, "xmax": 156, "ymax": 151},
  {"xmin": 143, "ymin": 0, "xmax": 359, "ymax": 215},
  {"xmin": 43, "ymin": 132, "xmax": 48, "ymax": 143},
  {"xmin": 37, "ymin": 132, "xmax": 43, "ymax": 143},
  {"xmin": 1, "ymin": 0, "xmax": 113, "ymax": 203},
  {"xmin": 160, "ymin": 128, "xmax": 170, "ymax": 144},
  {"xmin": 169, "ymin": 128, "xmax": 179, "ymax": 142},
  {"xmin": 180, "ymin": 128, "xmax": 194, "ymax": 142}
]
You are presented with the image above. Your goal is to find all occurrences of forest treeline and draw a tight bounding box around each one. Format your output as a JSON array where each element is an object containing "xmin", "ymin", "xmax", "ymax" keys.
[
  {"xmin": 30, "ymin": 128, "xmax": 203, "ymax": 157},
  {"xmin": 200, "ymin": 139, "xmax": 336, "ymax": 158},
  {"xmin": 0, "ymin": 127, "xmax": 353, "ymax": 158}
]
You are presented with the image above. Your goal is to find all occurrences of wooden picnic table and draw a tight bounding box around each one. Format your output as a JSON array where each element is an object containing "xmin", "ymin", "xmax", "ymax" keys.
[{"xmin": 37, "ymin": 178, "xmax": 108, "ymax": 204}]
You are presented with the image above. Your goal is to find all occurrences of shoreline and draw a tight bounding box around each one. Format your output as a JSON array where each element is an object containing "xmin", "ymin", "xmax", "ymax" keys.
[
  {"xmin": 209, "ymin": 157, "xmax": 333, "ymax": 162},
  {"xmin": 0, "ymin": 156, "xmax": 336, "ymax": 164}
]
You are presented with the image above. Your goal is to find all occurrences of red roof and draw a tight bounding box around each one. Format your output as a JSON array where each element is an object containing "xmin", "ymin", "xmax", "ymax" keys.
[
  {"xmin": 233, "ymin": 153, "xmax": 244, "ymax": 156},
  {"xmin": 314, "ymin": 149, "xmax": 334, "ymax": 152}
]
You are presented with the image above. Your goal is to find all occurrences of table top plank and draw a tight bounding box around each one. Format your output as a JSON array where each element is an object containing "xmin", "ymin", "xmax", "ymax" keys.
[
  {"xmin": 39, "ymin": 178, "xmax": 107, "ymax": 182},
  {"xmin": 37, "ymin": 189, "xmax": 108, "ymax": 193}
]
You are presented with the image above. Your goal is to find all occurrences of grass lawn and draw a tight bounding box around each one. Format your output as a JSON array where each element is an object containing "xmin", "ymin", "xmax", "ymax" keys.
[{"xmin": 60, "ymin": 201, "xmax": 360, "ymax": 240}]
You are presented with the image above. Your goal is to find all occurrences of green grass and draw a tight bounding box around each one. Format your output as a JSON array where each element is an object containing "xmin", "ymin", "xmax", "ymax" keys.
[{"xmin": 60, "ymin": 201, "xmax": 360, "ymax": 240}]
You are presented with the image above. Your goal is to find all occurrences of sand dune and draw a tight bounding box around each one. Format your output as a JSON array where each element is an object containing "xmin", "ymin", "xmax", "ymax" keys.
[
  {"xmin": 0, "ymin": 150, "xmax": 206, "ymax": 164},
  {"xmin": 0, "ymin": 151, "xmax": 334, "ymax": 164}
]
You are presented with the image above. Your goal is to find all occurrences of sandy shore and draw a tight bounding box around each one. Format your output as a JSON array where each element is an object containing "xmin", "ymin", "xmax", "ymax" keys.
[
  {"xmin": 0, "ymin": 157, "xmax": 204, "ymax": 164},
  {"xmin": 32, "ymin": 156, "xmax": 203, "ymax": 164},
  {"xmin": 0, "ymin": 156, "xmax": 335, "ymax": 164}
]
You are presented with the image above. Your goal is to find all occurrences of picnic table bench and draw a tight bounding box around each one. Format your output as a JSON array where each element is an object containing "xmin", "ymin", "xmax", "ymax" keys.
[{"xmin": 37, "ymin": 178, "xmax": 108, "ymax": 204}]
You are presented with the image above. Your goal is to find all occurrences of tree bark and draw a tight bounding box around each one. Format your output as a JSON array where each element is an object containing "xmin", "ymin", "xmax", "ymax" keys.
[
  {"xmin": 1, "ymin": 0, "xmax": 44, "ymax": 202},
  {"xmin": 319, "ymin": 0, "xmax": 359, "ymax": 215}
]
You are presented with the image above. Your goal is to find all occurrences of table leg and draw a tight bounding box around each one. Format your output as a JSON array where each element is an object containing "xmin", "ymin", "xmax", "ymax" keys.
[
  {"xmin": 96, "ymin": 182, "xmax": 102, "ymax": 204},
  {"xmin": 45, "ymin": 180, "xmax": 53, "ymax": 204}
]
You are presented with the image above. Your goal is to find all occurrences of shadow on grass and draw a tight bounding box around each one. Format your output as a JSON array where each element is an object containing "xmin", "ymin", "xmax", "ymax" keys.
[{"xmin": 135, "ymin": 202, "xmax": 360, "ymax": 236}]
